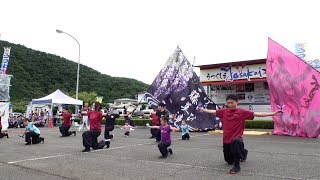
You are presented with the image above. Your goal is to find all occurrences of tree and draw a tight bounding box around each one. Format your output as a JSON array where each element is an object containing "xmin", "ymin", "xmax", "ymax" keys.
[
  {"xmin": 0, "ymin": 40, "xmax": 149, "ymax": 109},
  {"xmin": 68, "ymin": 91, "xmax": 98, "ymax": 105}
]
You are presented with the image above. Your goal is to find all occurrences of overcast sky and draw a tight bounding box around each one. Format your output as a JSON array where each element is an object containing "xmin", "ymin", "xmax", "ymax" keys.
[{"xmin": 1, "ymin": 0, "xmax": 319, "ymax": 84}]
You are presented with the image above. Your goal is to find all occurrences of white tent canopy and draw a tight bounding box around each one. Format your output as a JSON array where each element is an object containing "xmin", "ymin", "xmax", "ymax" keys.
[{"xmin": 32, "ymin": 89, "xmax": 83, "ymax": 105}]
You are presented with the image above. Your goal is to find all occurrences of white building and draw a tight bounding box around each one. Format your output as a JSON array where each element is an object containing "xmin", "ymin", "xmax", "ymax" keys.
[{"xmin": 196, "ymin": 59, "xmax": 272, "ymax": 120}]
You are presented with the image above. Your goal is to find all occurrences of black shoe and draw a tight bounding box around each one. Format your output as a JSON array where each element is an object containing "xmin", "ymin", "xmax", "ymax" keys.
[
  {"xmin": 106, "ymin": 141, "xmax": 110, "ymax": 148},
  {"xmin": 82, "ymin": 149, "xmax": 90, "ymax": 152},
  {"xmin": 41, "ymin": 138, "xmax": 45, "ymax": 143},
  {"xmin": 149, "ymin": 136, "xmax": 155, "ymax": 139},
  {"xmin": 25, "ymin": 142, "xmax": 31, "ymax": 145},
  {"xmin": 168, "ymin": 148, "xmax": 173, "ymax": 155},
  {"xmin": 73, "ymin": 131, "xmax": 76, "ymax": 136},
  {"xmin": 240, "ymin": 149, "xmax": 248, "ymax": 162},
  {"xmin": 226, "ymin": 161, "xmax": 234, "ymax": 165},
  {"xmin": 6, "ymin": 134, "xmax": 9, "ymax": 138},
  {"xmin": 159, "ymin": 155, "xmax": 168, "ymax": 159},
  {"xmin": 229, "ymin": 165, "xmax": 241, "ymax": 174}
]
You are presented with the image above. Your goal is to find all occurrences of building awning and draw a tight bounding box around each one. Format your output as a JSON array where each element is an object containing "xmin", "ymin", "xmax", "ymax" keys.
[
  {"xmin": 195, "ymin": 59, "xmax": 266, "ymax": 70},
  {"xmin": 202, "ymin": 78, "xmax": 267, "ymax": 85}
]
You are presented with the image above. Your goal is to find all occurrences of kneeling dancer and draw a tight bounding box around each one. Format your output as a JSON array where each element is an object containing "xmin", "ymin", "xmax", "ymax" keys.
[{"xmin": 200, "ymin": 94, "xmax": 281, "ymax": 174}]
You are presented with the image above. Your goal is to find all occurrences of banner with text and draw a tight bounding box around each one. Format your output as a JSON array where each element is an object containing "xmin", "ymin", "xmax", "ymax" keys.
[
  {"xmin": 200, "ymin": 63, "xmax": 266, "ymax": 82},
  {"xmin": 0, "ymin": 47, "xmax": 11, "ymax": 75}
]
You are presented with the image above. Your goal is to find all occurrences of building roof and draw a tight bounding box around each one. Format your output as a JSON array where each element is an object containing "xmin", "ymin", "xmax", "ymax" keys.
[
  {"xmin": 114, "ymin": 98, "xmax": 138, "ymax": 103},
  {"xmin": 195, "ymin": 58, "xmax": 266, "ymax": 70},
  {"xmin": 201, "ymin": 78, "xmax": 267, "ymax": 85}
]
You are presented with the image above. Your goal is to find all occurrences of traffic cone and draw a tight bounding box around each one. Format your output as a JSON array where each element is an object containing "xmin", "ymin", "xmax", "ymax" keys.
[{"xmin": 48, "ymin": 117, "xmax": 53, "ymax": 128}]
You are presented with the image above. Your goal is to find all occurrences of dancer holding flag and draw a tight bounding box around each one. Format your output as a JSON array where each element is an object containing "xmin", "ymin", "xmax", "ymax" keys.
[
  {"xmin": 144, "ymin": 46, "xmax": 216, "ymax": 131},
  {"xmin": 200, "ymin": 94, "xmax": 282, "ymax": 174}
]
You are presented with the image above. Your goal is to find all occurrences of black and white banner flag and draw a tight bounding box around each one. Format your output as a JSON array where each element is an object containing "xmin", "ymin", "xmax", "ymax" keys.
[{"xmin": 145, "ymin": 47, "xmax": 216, "ymax": 130}]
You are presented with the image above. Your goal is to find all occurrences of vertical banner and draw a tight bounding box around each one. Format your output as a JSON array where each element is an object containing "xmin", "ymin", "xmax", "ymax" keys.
[
  {"xmin": 0, "ymin": 47, "xmax": 11, "ymax": 75},
  {"xmin": 0, "ymin": 102, "xmax": 10, "ymax": 130},
  {"xmin": 267, "ymin": 38, "xmax": 320, "ymax": 138},
  {"xmin": 0, "ymin": 75, "xmax": 11, "ymax": 101}
]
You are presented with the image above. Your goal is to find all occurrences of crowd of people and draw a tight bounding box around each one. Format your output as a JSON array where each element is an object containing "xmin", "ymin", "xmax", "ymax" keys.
[
  {"xmin": 0, "ymin": 94, "xmax": 282, "ymax": 174},
  {"xmin": 8, "ymin": 108, "xmax": 52, "ymax": 128}
]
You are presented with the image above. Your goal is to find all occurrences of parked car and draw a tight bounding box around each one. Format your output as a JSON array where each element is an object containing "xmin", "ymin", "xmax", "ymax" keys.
[
  {"xmin": 132, "ymin": 111, "xmax": 148, "ymax": 118},
  {"xmin": 12, "ymin": 112, "xmax": 22, "ymax": 117},
  {"xmin": 115, "ymin": 109, "xmax": 125, "ymax": 115}
]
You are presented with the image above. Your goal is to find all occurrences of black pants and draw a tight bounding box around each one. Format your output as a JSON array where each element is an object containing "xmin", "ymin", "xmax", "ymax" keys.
[
  {"xmin": 59, "ymin": 124, "xmax": 74, "ymax": 136},
  {"xmin": 158, "ymin": 141, "xmax": 171, "ymax": 157},
  {"xmin": 0, "ymin": 128, "xmax": 8, "ymax": 138},
  {"xmin": 104, "ymin": 126, "xmax": 114, "ymax": 140},
  {"xmin": 124, "ymin": 131, "xmax": 130, "ymax": 136},
  {"xmin": 82, "ymin": 130, "xmax": 101, "ymax": 150},
  {"xmin": 182, "ymin": 133, "xmax": 190, "ymax": 140},
  {"xmin": 154, "ymin": 129, "xmax": 161, "ymax": 142},
  {"xmin": 223, "ymin": 137, "xmax": 246, "ymax": 164},
  {"xmin": 150, "ymin": 128, "xmax": 157, "ymax": 138},
  {"xmin": 25, "ymin": 132, "xmax": 42, "ymax": 144}
]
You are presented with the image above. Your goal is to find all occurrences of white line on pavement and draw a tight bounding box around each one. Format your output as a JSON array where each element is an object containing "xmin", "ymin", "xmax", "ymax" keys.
[
  {"xmin": 6, "ymin": 133, "xmax": 210, "ymax": 164},
  {"xmin": 7, "ymin": 154, "xmax": 72, "ymax": 164},
  {"xmin": 88, "ymin": 153, "xmax": 303, "ymax": 180}
]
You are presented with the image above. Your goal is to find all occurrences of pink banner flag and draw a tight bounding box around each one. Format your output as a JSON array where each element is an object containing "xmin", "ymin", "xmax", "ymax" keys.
[{"xmin": 267, "ymin": 38, "xmax": 320, "ymax": 138}]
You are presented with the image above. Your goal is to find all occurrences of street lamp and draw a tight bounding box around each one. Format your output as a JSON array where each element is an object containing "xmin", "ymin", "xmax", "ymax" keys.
[{"xmin": 56, "ymin": 29, "xmax": 80, "ymax": 100}]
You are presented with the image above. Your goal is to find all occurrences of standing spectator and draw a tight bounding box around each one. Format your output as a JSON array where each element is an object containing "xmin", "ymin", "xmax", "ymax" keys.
[
  {"xmin": 0, "ymin": 111, "xmax": 9, "ymax": 138},
  {"xmin": 78, "ymin": 103, "xmax": 90, "ymax": 131}
]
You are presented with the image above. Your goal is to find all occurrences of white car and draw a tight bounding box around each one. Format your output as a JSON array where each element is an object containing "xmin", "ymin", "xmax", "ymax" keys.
[{"xmin": 12, "ymin": 112, "xmax": 22, "ymax": 117}]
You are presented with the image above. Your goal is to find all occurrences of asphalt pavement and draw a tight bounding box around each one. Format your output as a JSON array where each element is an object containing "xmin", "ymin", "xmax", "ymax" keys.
[{"xmin": 0, "ymin": 126, "xmax": 319, "ymax": 180}]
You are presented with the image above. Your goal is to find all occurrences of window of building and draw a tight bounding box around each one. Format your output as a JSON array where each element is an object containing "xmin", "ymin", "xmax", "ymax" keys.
[
  {"xmin": 245, "ymin": 83, "xmax": 255, "ymax": 92},
  {"xmin": 236, "ymin": 84, "xmax": 245, "ymax": 92},
  {"xmin": 237, "ymin": 94, "xmax": 245, "ymax": 100},
  {"xmin": 264, "ymin": 82, "xmax": 269, "ymax": 90}
]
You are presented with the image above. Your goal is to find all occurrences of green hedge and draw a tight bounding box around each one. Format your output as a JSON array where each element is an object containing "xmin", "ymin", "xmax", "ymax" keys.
[
  {"xmin": 101, "ymin": 118, "xmax": 152, "ymax": 126},
  {"xmin": 89, "ymin": 118, "xmax": 273, "ymax": 129},
  {"xmin": 245, "ymin": 120, "xmax": 274, "ymax": 129}
]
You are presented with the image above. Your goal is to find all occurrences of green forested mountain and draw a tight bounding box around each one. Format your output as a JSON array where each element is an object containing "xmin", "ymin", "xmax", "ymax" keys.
[{"xmin": 0, "ymin": 40, "xmax": 149, "ymax": 111}]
